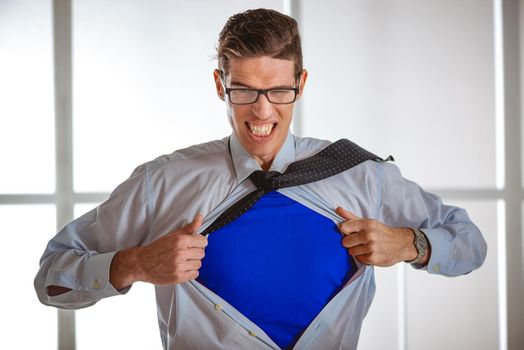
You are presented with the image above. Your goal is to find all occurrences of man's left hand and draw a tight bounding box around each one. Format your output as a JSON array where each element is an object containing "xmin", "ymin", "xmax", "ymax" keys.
[{"xmin": 336, "ymin": 207, "xmax": 418, "ymax": 267}]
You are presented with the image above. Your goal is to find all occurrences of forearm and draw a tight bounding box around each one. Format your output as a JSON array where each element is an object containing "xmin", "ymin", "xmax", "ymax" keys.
[
  {"xmin": 380, "ymin": 162, "xmax": 487, "ymax": 275},
  {"xmin": 398, "ymin": 227, "xmax": 431, "ymax": 267},
  {"xmin": 109, "ymin": 247, "xmax": 143, "ymax": 290},
  {"xmin": 35, "ymin": 165, "xmax": 153, "ymax": 308}
]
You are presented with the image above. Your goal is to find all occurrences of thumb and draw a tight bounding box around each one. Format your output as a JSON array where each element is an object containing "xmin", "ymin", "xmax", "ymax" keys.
[
  {"xmin": 336, "ymin": 207, "xmax": 361, "ymax": 221},
  {"xmin": 182, "ymin": 214, "xmax": 204, "ymax": 234}
]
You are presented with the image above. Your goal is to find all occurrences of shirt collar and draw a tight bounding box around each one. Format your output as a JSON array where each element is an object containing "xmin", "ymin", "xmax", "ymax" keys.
[{"xmin": 229, "ymin": 132, "xmax": 296, "ymax": 184}]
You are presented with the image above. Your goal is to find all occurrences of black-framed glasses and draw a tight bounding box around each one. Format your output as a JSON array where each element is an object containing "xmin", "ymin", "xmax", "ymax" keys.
[{"xmin": 224, "ymin": 86, "xmax": 300, "ymax": 105}]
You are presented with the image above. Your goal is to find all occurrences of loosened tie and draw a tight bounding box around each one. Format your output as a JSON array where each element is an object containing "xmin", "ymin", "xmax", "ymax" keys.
[{"xmin": 201, "ymin": 139, "xmax": 392, "ymax": 236}]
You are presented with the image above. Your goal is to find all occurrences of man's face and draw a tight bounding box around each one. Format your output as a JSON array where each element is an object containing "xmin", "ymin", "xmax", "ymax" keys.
[{"xmin": 214, "ymin": 56, "xmax": 307, "ymax": 170}]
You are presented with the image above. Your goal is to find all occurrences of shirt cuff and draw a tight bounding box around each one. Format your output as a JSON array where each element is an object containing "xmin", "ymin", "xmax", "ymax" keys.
[
  {"xmin": 47, "ymin": 252, "xmax": 129, "ymax": 304},
  {"xmin": 419, "ymin": 227, "xmax": 449, "ymax": 274},
  {"xmin": 83, "ymin": 251, "xmax": 130, "ymax": 293}
]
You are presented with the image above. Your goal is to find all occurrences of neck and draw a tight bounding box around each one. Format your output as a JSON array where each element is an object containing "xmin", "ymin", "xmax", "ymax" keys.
[{"xmin": 254, "ymin": 156, "xmax": 274, "ymax": 171}]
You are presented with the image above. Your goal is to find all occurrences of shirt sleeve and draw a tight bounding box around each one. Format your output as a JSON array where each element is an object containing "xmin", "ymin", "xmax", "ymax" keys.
[
  {"xmin": 34, "ymin": 163, "xmax": 152, "ymax": 309},
  {"xmin": 377, "ymin": 162, "xmax": 487, "ymax": 276}
]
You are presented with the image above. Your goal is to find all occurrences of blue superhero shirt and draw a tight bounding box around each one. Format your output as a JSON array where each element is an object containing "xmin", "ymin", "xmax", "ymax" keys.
[{"xmin": 197, "ymin": 191, "xmax": 356, "ymax": 349}]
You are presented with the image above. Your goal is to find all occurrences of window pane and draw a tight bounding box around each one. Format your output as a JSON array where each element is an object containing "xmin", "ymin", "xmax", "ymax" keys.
[
  {"xmin": 361, "ymin": 199, "xmax": 498, "ymax": 349},
  {"xmin": 0, "ymin": 205, "xmax": 56, "ymax": 349},
  {"xmin": 301, "ymin": 0, "xmax": 496, "ymax": 189},
  {"xmin": 406, "ymin": 200, "xmax": 498, "ymax": 350},
  {"xmin": 359, "ymin": 265, "xmax": 400, "ymax": 349},
  {"xmin": 0, "ymin": 0, "xmax": 55, "ymax": 193},
  {"xmin": 73, "ymin": 0, "xmax": 283, "ymax": 192},
  {"xmin": 74, "ymin": 203, "xmax": 160, "ymax": 349},
  {"xmin": 76, "ymin": 283, "xmax": 160, "ymax": 350}
]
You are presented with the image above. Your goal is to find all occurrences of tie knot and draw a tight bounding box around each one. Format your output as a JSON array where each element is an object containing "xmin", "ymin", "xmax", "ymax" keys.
[{"xmin": 249, "ymin": 170, "xmax": 281, "ymax": 191}]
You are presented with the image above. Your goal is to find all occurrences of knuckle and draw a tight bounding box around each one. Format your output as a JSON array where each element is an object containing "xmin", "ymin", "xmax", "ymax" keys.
[
  {"xmin": 362, "ymin": 231, "xmax": 372, "ymax": 242},
  {"xmin": 181, "ymin": 235, "xmax": 191, "ymax": 245},
  {"xmin": 174, "ymin": 251, "xmax": 187, "ymax": 261},
  {"xmin": 189, "ymin": 235, "xmax": 205, "ymax": 247},
  {"xmin": 173, "ymin": 263, "xmax": 184, "ymax": 272},
  {"xmin": 173, "ymin": 259, "xmax": 186, "ymax": 272},
  {"xmin": 363, "ymin": 219, "xmax": 375, "ymax": 229},
  {"xmin": 368, "ymin": 229, "xmax": 380, "ymax": 241},
  {"xmin": 170, "ymin": 254, "xmax": 180, "ymax": 265}
]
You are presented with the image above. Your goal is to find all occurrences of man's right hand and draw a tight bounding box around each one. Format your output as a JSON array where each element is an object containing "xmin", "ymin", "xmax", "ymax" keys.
[{"xmin": 110, "ymin": 214, "xmax": 207, "ymax": 290}]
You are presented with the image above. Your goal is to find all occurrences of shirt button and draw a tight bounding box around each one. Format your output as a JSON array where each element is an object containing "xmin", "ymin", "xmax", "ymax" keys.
[
  {"xmin": 214, "ymin": 304, "xmax": 223, "ymax": 311},
  {"xmin": 248, "ymin": 331, "xmax": 257, "ymax": 337},
  {"xmin": 432, "ymin": 264, "xmax": 441, "ymax": 273},
  {"xmin": 93, "ymin": 278, "xmax": 100, "ymax": 289}
]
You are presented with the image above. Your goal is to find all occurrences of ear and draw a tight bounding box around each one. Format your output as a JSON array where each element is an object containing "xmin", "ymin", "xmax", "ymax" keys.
[
  {"xmin": 214, "ymin": 69, "xmax": 225, "ymax": 101},
  {"xmin": 296, "ymin": 69, "xmax": 308, "ymax": 100}
]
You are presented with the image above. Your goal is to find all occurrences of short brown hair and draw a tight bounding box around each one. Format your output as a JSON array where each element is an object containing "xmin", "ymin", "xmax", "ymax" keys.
[{"xmin": 217, "ymin": 8, "xmax": 303, "ymax": 78}]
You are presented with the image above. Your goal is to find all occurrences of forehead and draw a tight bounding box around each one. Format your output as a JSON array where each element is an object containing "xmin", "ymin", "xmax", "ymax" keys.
[{"xmin": 226, "ymin": 56, "xmax": 295, "ymax": 87}]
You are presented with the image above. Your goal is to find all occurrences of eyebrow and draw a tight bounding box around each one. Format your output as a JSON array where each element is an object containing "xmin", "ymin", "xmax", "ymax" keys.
[{"xmin": 229, "ymin": 80, "xmax": 296, "ymax": 89}]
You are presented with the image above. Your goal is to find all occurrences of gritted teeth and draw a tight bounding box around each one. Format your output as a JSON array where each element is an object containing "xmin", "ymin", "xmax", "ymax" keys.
[{"xmin": 247, "ymin": 122, "xmax": 275, "ymax": 136}]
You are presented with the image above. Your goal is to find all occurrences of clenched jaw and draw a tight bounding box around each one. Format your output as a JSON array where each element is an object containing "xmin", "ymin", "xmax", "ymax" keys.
[{"xmin": 246, "ymin": 122, "xmax": 276, "ymax": 137}]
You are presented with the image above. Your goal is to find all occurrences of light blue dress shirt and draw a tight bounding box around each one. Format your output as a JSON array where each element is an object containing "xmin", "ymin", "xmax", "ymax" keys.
[{"xmin": 34, "ymin": 132, "xmax": 487, "ymax": 349}]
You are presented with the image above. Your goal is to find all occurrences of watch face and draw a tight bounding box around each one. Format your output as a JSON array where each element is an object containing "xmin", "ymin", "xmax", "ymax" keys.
[
  {"xmin": 414, "ymin": 229, "xmax": 427, "ymax": 253},
  {"xmin": 407, "ymin": 229, "xmax": 428, "ymax": 264}
]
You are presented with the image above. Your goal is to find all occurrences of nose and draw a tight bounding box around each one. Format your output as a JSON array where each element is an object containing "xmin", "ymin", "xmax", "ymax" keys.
[{"xmin": 251, "ymin": 93, "xmax": 273, "ymax": 120}]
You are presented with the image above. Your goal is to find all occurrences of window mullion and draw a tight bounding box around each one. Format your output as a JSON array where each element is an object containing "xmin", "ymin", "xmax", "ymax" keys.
[{"xmin": 53, "ymin": 0, "xmax": 75, "ymax": 349}]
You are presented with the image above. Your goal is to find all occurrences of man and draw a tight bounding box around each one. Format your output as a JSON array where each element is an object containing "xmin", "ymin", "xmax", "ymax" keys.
[{"xmin": 35, "ymin": 8, "xmax": 487, "ymax": 350}]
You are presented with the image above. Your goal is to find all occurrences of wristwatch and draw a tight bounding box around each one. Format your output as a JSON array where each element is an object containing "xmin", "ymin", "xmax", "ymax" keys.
[{"xmin": 405, "ymin": 228, "xmax": 428, "ymax": 265}]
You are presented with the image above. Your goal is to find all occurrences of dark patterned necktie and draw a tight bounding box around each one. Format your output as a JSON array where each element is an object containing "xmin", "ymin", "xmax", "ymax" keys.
[{"xmin": 201, "ymin": 139, "xmax": 392, "ymax": 236}]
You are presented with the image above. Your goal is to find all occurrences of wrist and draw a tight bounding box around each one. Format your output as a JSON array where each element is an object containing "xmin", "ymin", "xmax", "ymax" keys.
[
  {"xmin": 401, "ymin": 228, "xmax": 418, "ymax": 262},
  {"xmin": 110, "ymin": 247, "xmax": 141, "ymax": 290}
]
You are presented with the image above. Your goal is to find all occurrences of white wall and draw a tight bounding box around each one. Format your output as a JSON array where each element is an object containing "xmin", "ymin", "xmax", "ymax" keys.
[{"xmin": 301, "ymin": 0, "xmax": 496, "ymax": 189}]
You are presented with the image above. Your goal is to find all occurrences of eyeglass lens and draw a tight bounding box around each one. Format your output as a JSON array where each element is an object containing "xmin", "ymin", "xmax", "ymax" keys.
[{"xmin": 229, "ymin": 89, "xmax": 296, "ymax": 104}]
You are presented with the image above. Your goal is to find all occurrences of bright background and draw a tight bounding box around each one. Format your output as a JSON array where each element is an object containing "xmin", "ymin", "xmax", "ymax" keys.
[{"xmin": 1, "ymin": 0, "xmax": 522, "ymax": 349}]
